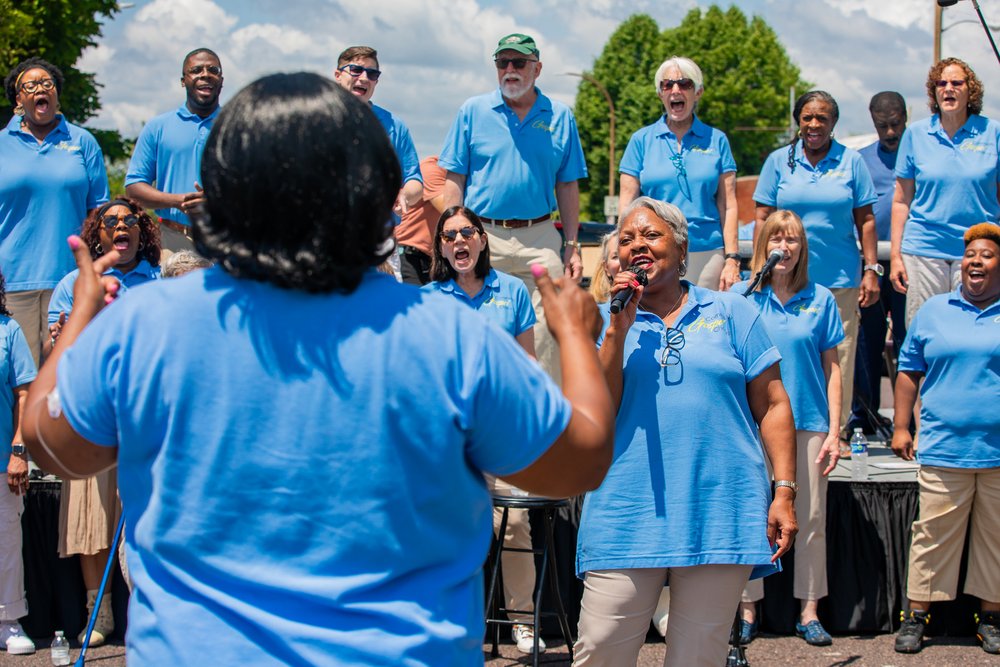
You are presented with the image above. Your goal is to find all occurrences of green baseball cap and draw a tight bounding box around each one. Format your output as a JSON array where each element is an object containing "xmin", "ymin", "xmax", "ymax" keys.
[{"xmin": 493, "ymin": 33, "xmax": 539, "ymax": 57}]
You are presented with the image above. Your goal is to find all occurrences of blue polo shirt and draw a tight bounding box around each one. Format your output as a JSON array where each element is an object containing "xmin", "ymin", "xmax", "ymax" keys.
[
  {"xmin": 733, "ymin": 281, "xmax": 844, "ymax": 433},
  {"xmin": 0, "ymin": 116, "xmax": 109, "ymax": 291},
  {"xmin": 895, "ymin": 114, "xmax": 1000, "ymax": 260},
  {"xmin": 48, "ymin": 260, "xmax": 160, "ymax": 324},
  {"xmin": 897, "ymin": 288, "xmax": 1000, "ymax": 468},
  {"xmin": 577, "ymin": 284, "xmax": 781, "ymax": 576},
  {"xmin": 55, "ymin": 268, "xmax": 571, "ymax": 666},
  {"xmin": 422, "ymin": 268, "xmax": 534, "ymax": 337},
  {"xmin": 371, "ymin": 103, "xmax": 421, "ymax": 186},
  {"xmin": 439, "ymin": 88, "xmax": 588, "ymax": 219},
  {"xmin": 859, "ymin": 141, "xmax": 898, "ymax": 241},
  {"xmin": 0, "ymin": 316, "xmax": 36, "ymax": 464},
  {"xmin": 754, "ymin": 140, "xmax": 877, "ymax": 288},
  {"xmin": 125, "ymin": 104, "xmax": 220, "ymax": 225},
  {"xmin": 619, "ymin": 115, "xmax": 737, "ymax": 252}
]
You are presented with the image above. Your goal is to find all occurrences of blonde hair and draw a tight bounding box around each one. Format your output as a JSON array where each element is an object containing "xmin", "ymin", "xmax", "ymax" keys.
[
  {"xmin": 589, "ymin": 231, "xmax": 618, "ymax": 303},
  {"xmin": 751, "ymin": 210, "xmax": 810, "ymax": 293}
]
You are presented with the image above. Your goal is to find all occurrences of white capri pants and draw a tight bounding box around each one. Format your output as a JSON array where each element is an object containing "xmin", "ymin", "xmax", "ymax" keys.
[{"xmin": 574, "ymin": 564, "xmax": 752, "ymax": 667}]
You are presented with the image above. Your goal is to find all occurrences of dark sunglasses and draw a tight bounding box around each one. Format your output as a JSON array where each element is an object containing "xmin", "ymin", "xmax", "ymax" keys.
[
  {"xmin": 494, "ymin": 57, "xmax": 537, "ymax": 70},
  {"xmin": 440, "ymin": 227, "xmax": 478, "ymax": 243},
  {"xmin": 659, "ymin": 327, "xmax": 686, "ymax": 367},
  {"xmin": 101, "ymin": 214, "xmax": 140, "ymax": 229},
  {"xmin": 935, "ymin": 79, "xmax": 966, "ymax": 88},
  {"xmin": 19, "ymin": 78, "xmax": 55, "ymax": 94},
  {"xmin": 660, "ymin": 78, "xmax": 695, "ymax": 92},
  {"xmin": 187, "ymin": 64, "xmax": 222, "ymax": 76},
  {"xmin": 339, "ymin": 63, "xmax": 381, "ymax": 81}
]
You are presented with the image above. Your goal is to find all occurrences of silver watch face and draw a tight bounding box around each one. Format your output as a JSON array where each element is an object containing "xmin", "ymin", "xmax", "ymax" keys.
[
  {"xmin": 865, "ymin": 264, "xmax": 884, "ymax": 277},
  {"xmin": 10, "ymin": 443, "xmax": 25, "ymax": 455}
]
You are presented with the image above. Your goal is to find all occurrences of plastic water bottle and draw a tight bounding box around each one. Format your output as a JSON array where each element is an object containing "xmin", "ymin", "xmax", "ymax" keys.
[
  {"xmin": 850, "ymin": 428, "xmax": 869, "ymax": 481},
  {"xmin": 50, "ymin": 631, "xmax": 70, "ymax": 666}
]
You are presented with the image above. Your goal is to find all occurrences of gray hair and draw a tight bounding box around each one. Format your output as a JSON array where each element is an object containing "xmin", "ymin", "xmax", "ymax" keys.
[
  {"xmin": 619, "ymin": 197, "xmax": 689, "ymax": 249},
  {"xmin": 599, "ymin": 230, "xmax": 618, "ymax": 265},
  {"xmin": 654, "ymin": 56, "xmax": 704, "ymax": 94},
  {"xmin": 162, "ymin": 250, "xmax": 213, "ymax": 278}
]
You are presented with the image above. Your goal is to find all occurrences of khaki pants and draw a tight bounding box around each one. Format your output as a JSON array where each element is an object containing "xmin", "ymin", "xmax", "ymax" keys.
[
  {"xmin": 831, "ymin": 287, "xmax": 859, "ymax": 433},
  {"xmin": 487, "ymin": 476, "xmax": 536, "ymax": 624},
  {"xmin": 574, "ymin": 564, "xmax": 751, "ymax": 667},
  {"xmin": 7, "ymin": 288, "xmax": 53, "ymax": 367},
  {"xmin": 0, "ymin": 486, "xmax": 28, "ymax": 620},
  {"xmin": 744, "ymin": 431, "xmax": 828, "ymax": 603},
  {"xmin": 901, "ymin": 253, "xmax": 962, "ymax": 327},
  {"xmin": 686, "ymin": 249, "xmax": 724, "ymax": 290},
  {"xmin": 485, "ymin": 222, "xmax": 565, "ymax": 386},
  {"xmin": 907, "ymin": 466, "xmax": 1000, "ymax": 603}
]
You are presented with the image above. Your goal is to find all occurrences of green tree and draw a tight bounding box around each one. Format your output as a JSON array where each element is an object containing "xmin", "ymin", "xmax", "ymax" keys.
[
  {"xmin": 0, "ymin": 0, "xmax": 120, "ymax": 127},
  {"xmin": 574, "ymin": 7, "xmax": 810, "ymax": 221}
]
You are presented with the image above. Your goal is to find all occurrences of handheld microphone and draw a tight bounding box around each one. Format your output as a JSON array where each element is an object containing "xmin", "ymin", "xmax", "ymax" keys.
[
  {"xmin": 759, "ymin": 249, "xmax": 785, "ymax": 279},
  {"xmin": 609, "ymin": 265, "xmax": 648, "ymax": 314}
]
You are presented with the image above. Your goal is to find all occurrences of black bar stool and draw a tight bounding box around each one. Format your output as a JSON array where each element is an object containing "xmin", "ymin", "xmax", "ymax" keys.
[{"xmin": 484, "ymin": 495, "xmax": 574, "ymax": 666}]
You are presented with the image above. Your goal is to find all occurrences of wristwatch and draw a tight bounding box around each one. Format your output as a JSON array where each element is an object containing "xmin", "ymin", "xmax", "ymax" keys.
[
  {"xmin": 724, "ymin": 252, "xmax": 742, "ymax": 262},
  {"xmin": 10, "ymin": 443, "xmax": 25, "ymax": 457},
  {"xmin": 774, "ymin": 479, "xmax": 798, "ymax": 497},
  {"xmin": 863, "ymin": 263, "xmax": 884, "ymax": 277},
  {"xmin": 564, "ymin": 239, "xmax": 582, "ymax": 251}
]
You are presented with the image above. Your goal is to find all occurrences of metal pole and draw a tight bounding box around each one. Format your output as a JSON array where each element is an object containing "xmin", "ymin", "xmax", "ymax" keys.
[
  {"xmin": 970, "ymin": 0, "xmax": 1000, "ymax": 66},
  {"xmin": 934, "ymin": 3, "xmax": 943, "ymax": 62}
]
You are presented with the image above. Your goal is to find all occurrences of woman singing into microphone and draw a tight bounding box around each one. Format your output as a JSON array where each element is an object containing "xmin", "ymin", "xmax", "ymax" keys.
[{"xmin": 732, "ymin": 210, "xmax": 844, "ymax": 647}]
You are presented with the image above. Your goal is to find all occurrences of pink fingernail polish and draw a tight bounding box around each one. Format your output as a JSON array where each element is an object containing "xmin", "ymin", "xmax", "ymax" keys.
[
  {"xmin": 530, "ymin": 264, "xmax": 544, "ymax": 278},
  {"xmin": 67, "ymin": 236, "xmax": 80, "ymax": 249}
]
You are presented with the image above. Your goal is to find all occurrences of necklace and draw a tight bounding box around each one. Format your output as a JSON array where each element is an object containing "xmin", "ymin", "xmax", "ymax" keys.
[{"xmin": 659, "ymin": 285, "xmax": 686, "ymax": 321}]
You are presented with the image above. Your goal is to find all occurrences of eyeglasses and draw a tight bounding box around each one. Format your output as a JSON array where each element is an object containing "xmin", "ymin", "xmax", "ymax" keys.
[
  {"xmin": 18, "ymin": 78, "xmax": 55, "ymax": 94},
  {"xmin": 186, "ymin": 64, "xmax": 222, "ymax": 77},
  {"xmin": 338, "ymin": 64, "xmax": 381, "ymax": 81},
  {"xmin": 440, "ymin": 227, "xmax": 478, "ymax": 243},
  {"xmin": 101, "ymin": 214, "xmax": 140, "ymax": 229},
  {"xmin": 494, "ymin": 57, "xmax": 537, "ymax": 70},
  {"xmin": 659, "ymin": 327, "xmax": 686, "ymax": 367},
  {"xmin": 660, "ymin": 78, "xmax": 695, "ymax": 92},
  {"xmin": 936, "ymin": 79, "xmax": 966, "ymax": 88}
]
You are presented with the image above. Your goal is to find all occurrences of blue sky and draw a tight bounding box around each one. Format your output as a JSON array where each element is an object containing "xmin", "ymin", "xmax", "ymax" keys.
[{"xmin": 80, "ymin": 0, "xmax": 1000, "ymax": 161}]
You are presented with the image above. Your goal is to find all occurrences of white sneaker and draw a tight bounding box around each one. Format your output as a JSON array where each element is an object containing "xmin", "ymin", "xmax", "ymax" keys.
[
  {"xmin": 0, "ymin": 622, "xmax": 36, "ymax": 655},
  {"xmin": 512, "ymin": 624, "xmax": 546, "ymax": 654}
]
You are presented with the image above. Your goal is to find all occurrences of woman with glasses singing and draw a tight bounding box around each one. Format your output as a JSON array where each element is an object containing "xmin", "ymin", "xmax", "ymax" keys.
[
  {"xmin": 423, "ymin": 206, "xmax": 545, "ymax": 654},
  {"xmin": 46, "ymin": 197, "xmax": 161, "ymax": 647},
  {"xmin": 890, "ymin": 58, "xmax": 1000, "ymax": 326},
  {"xmin": 0, "ymin": 58, "xmax": 109, "ymax": 364},
  {"xmin": 573, "ymin": 197, "xmax": 797, "ymax": 667},
  {"xmin": 754, "ymin": 90, "xmax": 879, "ymax": 449},
  {"xmin": 732, "ymin": 210, "xmax": 844, "ymax": 648},
  {"xmin": 618, "ymin": 56, "xmax": 740, "ymax": 291}
]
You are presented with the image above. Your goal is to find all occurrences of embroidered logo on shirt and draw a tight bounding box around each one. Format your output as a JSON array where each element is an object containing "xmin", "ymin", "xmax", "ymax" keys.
[
  {"xmin": 685, "ymin": 315, "xmax": 725, "ymax": 334},
  {"xmin": 688, "ymin": 146, "xmax": 716, "ymax": 155},
  {"xmin": 54, "ymin": 141, "xmax": 81, "ymax": 153},
  {"xmin": 531, "ymin": 120, "xmax": 554, "ymax": 133},
  {"xmin": 794, "ymin": 304, "xmax": 821, "ymax": 314},
  {"xmin": 819, "ymin": 168, "xmax": 849, "ymax": 180},
  {"xmin": 959, "ymin": 141, "xmax": 988, "ymax": 154},
  {"xmin": 483, "ymin": 297, "xmax": 512, "ymax": 309}
]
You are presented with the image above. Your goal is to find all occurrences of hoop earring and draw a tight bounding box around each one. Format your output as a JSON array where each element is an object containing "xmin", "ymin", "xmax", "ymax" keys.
[
  {"xmin": 94, "ymin": 243, "xmax": 104, "ymax": 255},
  {"xmin": 679, "ymin": 260, "xmax": 687, "ymax": 276}
]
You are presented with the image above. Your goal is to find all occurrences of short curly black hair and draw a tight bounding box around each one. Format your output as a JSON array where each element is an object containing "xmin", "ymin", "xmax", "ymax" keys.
[
  {"xmin": 4, "ymin": 57, "xmax": 64, "ymax": 107},
  {"xmin": 81, "ymin": 198, "xmax": 162, "ymax": 267},
  {"xmin": 194, "ymin": 72, "xmax": 401, "ymax": 293}
]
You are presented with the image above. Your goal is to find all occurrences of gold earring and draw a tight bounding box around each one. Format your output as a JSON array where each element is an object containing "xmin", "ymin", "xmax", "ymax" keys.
[{"xmin": 13, "ymin": 103, "xmax": 24, "ymax": 116}]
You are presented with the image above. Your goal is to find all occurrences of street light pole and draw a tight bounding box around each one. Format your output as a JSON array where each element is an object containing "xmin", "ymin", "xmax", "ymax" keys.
[
  {"xmin": 566, "ymin": 72, "xmax": 617, "ymax": 222},
  {"xmin": 934, "ymin": 1, "xmax": 943, "ymax": 62}
]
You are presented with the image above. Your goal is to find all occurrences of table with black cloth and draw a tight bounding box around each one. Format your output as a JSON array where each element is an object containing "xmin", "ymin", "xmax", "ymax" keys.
[
  {"xmin": 20, "ymin": 479, "xmax": 129, "ymax": 644},
  {"xmin": 524, "ymin": 446, "xmax": 978, "ymax": 640}
]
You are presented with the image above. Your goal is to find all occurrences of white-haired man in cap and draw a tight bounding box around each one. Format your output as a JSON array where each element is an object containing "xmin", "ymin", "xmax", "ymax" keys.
[
  {"xmin": 439, "ymin": 33, "xmax": 589, "ymax": 656},
  {"xmin": 440, "ymin": 33, "xmax": 588, "ymax": 375}
]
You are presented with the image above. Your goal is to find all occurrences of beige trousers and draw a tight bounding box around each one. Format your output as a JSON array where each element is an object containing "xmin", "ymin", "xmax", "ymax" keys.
[
  {"xmin": 686, "ymin": 249, "xmax": 725, "ymax": 289},
  {"xmin": 7, "ymin": 288, "xmax": 53, "ymax": 367},
  {"xmin": 831, "ymin": 287, "xmax": 860, "ymax": 433},
  {"xmin": 485, "ymin": 222, "xmax": 564, "ymax": 386},
  {"xmin": 744, "ymin": 431, "xmax": 828, "ymax": 603},
  {"xmin": 907, "ymin": 466, "xmax": 1000, "ymax": 603},
  {"xmin": 574, "ymin": 564, "xmax": 752, "ymax": 667},
  {"xmin": 901, "ymin": 253, "xmax": 962, "ymax": 327}
]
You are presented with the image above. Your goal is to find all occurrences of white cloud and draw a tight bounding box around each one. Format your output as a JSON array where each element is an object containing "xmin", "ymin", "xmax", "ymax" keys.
[{"xmin": 825, "ymin": 0, "xmax": 932, "ymax": 32}]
